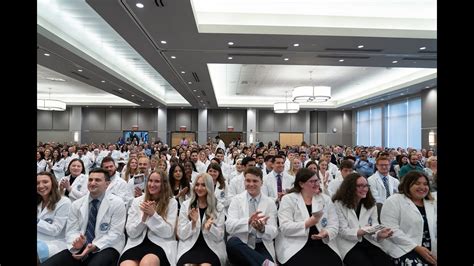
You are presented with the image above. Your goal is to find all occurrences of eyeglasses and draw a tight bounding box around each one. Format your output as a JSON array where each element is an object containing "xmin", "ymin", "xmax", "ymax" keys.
[
  {"xmin": 307, "ymin": 179, "xmax": 320, "ymax": 184},
  {"xmin": 356, "ymin": 184, "xmax": 370, "ymax": 189}
]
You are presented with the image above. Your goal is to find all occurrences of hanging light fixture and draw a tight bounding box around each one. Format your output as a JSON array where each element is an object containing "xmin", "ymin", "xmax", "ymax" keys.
[
  {"xmin": 37, "ymin": 88, "xmax": 66, "ymax": 111},
  {"xmin": 274, "ymin": 91, "xmax": 300, "ymax": 113},
  {"xmin": 292, "ymin": 71, "xmax": 331, "ymax": 103}
]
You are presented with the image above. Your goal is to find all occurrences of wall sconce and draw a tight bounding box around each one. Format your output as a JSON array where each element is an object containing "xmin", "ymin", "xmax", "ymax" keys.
[{"xmin": 428, "ymin": 131, "xmax": 436, "ymax": 146}]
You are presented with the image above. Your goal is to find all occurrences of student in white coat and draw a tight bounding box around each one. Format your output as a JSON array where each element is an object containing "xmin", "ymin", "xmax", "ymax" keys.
[
  {"xmin": 37, "ymin": 172, "xmax": 72, "ymax": 264},
  {"xmin": 381, "ymin": 171, "xmax": 437, "ymax": 266},
  {"xmin": 43, "ymin": 168, "xmax": 126, "ymax": 266},
  {"xmin": 206, "ymin": 163, "xmax": 230, "ymax": 213},
  {"xmin": 119, "ymin": 170, "xmax": 178, "ymax": 266},
  {"xmin": 101, "ymin": 156, "xmax": 133, "ymax": 209},
  {"xmin": 176, "ymin": 173, "xmax": 227, "ymax": 266},
  {"xmin": 368, "ymin": 156, "xmax": 400, "ymax": 219},
  {"xmin": 226, "ymin": 167, "xmax": 277, "ymax": 266},
  {"xmin": 262, "ymin": 155, "xmax": 295, "ymax": 207},
  {"xmin": 276, "ymin": 168, "xmax": 342, "ymax": 265},
  {"xmin": 332, "ymin": 173, "xmax": 394, "ymax": 266},
  {"xmin": 59, "ymin": 159, "xmax": 88, "ymax": 202}
]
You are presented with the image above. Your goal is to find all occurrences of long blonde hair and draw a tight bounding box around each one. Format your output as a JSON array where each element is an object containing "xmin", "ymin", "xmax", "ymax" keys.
[
  {"xmin": 145, "ymin": 170, "xmax": 173, "ymax": 220},
  {"xmin": 188, "ymin": 173, "xmax": 219, "ymax": 220}
]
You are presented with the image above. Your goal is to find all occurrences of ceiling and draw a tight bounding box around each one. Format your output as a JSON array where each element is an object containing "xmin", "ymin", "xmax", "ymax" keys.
[{"xmin": 36, "ymin": 0, "xmax": 437, "ymax": 110}]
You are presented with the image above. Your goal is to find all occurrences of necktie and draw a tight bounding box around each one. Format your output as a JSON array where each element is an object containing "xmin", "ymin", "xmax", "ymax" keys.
[
  {"xmin": 382, "ymin": 176, "xmax": 390, "ymax": 198},
  {"xmin": 85, "ymin": 199, "xmax": 99, "ymax": 244},
  {"xmin": 276, "ymin": 174, "xmax": 282, "ymax": 193},
  {"xmin": 248, "ymin": 197, "xmax": 257, "ymax": 249}
]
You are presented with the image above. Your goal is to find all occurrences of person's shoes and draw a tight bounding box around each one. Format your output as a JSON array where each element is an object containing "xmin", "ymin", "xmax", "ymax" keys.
[{"xmin": 262, "ymin": 259, "xmax": 275, "ymax": 266}]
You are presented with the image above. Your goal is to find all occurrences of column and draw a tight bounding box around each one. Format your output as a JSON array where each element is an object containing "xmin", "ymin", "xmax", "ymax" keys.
[
  {"xmin": 157, "ymin": 108, "xmax": 167, "ymax": 144},
  {"xmin": 198, "ymin": 109, "xmax": 208, "ymax": 145},
  {"xmin": 247, "ymin": 108, "xmax": 257, "ymax": 144},
  {"xmin": 70, "ymin": 106, "xmax": 82, "ymax": 144}
]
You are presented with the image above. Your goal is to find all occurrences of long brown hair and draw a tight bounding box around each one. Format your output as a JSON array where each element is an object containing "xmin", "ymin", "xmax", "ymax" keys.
[
  {"xmin": 145, "ymin": 170, "xmax": 173, "ymax": 220},
  {"xmin": 37, "ymin": 171, "xmax": 62, "ymax": 211},
  {"xmin": 398, "ymin": 171, "xmax": 434, "ymax": 201},
  {"xmin": 332, "ymin": 173, "xmax": 375, "ymax": 209}
]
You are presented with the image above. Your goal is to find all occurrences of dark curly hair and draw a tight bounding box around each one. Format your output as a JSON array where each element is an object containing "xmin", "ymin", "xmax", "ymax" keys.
[{"xmin": 332, "ymin": 172, "xmax": 375, "ymax": 210}]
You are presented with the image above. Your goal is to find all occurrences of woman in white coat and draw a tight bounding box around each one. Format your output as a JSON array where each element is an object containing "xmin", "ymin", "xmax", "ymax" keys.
[
  {"xmin": 207, "ymin": 163, "xmax": 230, "ymax": 213},
  {"xmin": 381, "ymin": 171, "xmax": 437, "ymax": 266},
  {"xmin": 177, "ymin": 173, "xmax": 227, "ymax": 266},
  {"xmin": 119, "ymin": 170, "xmax": 178, "ymax": 266},
  {"xmin": 59, "ymin": 159, "xmax": 88, "ymax": 202},
  {"xmin": 276, "ymin": 167, "xmax": 342, "ymax": 265},
  {"xmin": 332, "ymin": 172, "xmax": 394, "ymax": 266},
  {"xmin": 37, "ymin": 171, "xmax": 71, "ymax": 264}
]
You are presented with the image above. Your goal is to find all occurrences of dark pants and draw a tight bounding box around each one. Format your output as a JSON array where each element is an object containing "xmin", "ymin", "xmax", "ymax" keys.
[
  {"xmin": 226, "ymin": 237, "xmax": 273, "ymax": 266},
  {"xmin": 41, "ymin": 248, "xmax": 119, "ymax": 266},
  {"xmin": 344, "ymin": 240, "xmax": 394, "ymax": 266}
]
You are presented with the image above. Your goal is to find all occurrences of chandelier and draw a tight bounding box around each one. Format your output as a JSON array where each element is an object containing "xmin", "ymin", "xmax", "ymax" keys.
[
  {"xmin": 274, "ymin": 91, "xmax": 300, "ymax": 113},
  {"xmin": 292, "ymin": 71, "xmax": 331, "ymax": 103},
  {"xmin": 37, "ymin": 88, "xmax": 66, "ymax": 111}
]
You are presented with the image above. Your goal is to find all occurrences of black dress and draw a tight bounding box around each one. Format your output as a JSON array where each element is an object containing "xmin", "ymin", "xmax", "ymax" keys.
[
  {"xmin": 282, "ymin": 204, "xmax": 343, "ymax": 266},
  {"xmin": 177, "ymin": 206, "xmax": 221, "ymax": 266},
  {"xmin": 343, "ymin": 202, "xmax": 393, "ymax": 266},
  {"xmin": 393, "ymin": 205, "xmax": 434, "ymax": 266},
  {"xmin": 119, "ymin": 232, "xmax": 170, "ymax": 266}
]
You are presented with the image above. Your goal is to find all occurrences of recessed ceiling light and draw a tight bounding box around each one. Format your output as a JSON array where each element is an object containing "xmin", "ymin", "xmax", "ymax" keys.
[
  {"xmin": 380, "ymin": 98, "xmax": 384, "ymax": 101},
  {"xmin": 293, "ymin": 43, "xmax": 299, "ymax": 47},
  {"xmin": 401, "ymin": 93, "xmax": 405, "ymax": 95},
  {"xmin": 101, "ymin": 80, "xmax": 105, "ymax": 83},
  {"xmin": 228, "ymin": 42, "xmax": 234, "ymax": 45},
  {"xmin": 44, "ymin": 53, "xmax": 50, "ymax": 56},
  {"xmin": 118, "ymin": 88, "xmax": 122, "ymax": 91},
  {"xmin": 392, "ymin": 60, "xmax": 398, "ymax": 64},
  {"xmin": 78, "ymin": 69, "xmax": 83, "ymax": 72},
  {"xmin": 339, "ymin": 59, "xmax": 344, "ymax": 62},
  {"xmin": 171, "ymin": 56, "xmax": 176, "ymax": 59},
  {"xmin": 425, "ymin": 86, "xmax": 430, "ymax": 88},
  {"xmin": 358, "ymin": 45, "xmax": 364, "ymax": 48},
  {"xmin": 150, "ymin": 103, "xmax": 153, "ymax": 106},
  {"xmin": 228, "ymin": 56, "xmax": 233, "ymax": 60},
  {"xmin": 181, "ymin": 107, "xmax": 184, "ymax": 109},
  {"xmin": 160, "ymin": 40, "xmax": 167, "ymax": 44},
  {"xmin": 131, "ymin": 94, "xmax": 135, "ymax": 97},
  {"xmin": 136, "ymin": 3, "xmax": 144, "ymax": 8},
  {"xmin": 192, "ymin": 89, "xmax": 197, "ymax": 92},
  {"xmin": 419, "ymin": 46, "xmax": 426, "ymax": 50},
  {"xmin": 188, "ymin": 82, "xmax": 192, "ymax": 84},
  {"xmin": 109, "ymin": 106, "xmax": 112, "ymax": 108},
  {"xmin": 86, "ymin": 106, "xmax": 89, "ymax": 108},
  {"xmin": 141, "ymin": 99, "xmax": 144, "ymax": 102},
  {"xmin": 181, "ymin": 71, "xmax": 185, "ymax": 74},
  {"xmin": 284, "ymin": 58, "xmax": 289, "ymax": 61}
]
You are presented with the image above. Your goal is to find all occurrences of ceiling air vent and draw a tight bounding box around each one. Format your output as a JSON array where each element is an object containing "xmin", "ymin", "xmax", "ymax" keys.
[
  {"xmin": 402, "ymin": 57, "xmax": 436, "ymax": 61},
  {"xmin": 229, "ymin": 45, "xmax": 288, "ymax": 50},
  {"xmin": 201, "ymin": 90, "xmax": 207, "ymax": 96},
  {"xmin": 71, "ymin": 71, "xmax": 90, "ymax": 80},
  {"xmin": 325, "ymin": 48, "xmax": 383, "ymax": 52},
  {"xmin": 192, "ymin": 72, "xmax": 200, "ymax": 82},
  {"xmin": 317, "ymin": 55, "xmax": 370, "ymax": 59},
  {"xmin": 228, "ymin": 53, "xmax": 283, "ymax": 58},
  {"xmin": 154, "ymin": 0, "xmax": 164, "ymax": 7},
  {"xmin": 113, "ymin": 89, "xmax": 123, "ymax": 95}
]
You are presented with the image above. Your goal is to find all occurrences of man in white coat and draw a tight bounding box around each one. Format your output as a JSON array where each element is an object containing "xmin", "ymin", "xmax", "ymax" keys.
[
  {"xmin": 262, "ymin": 155, "xmax": 295, "ymax": 207},
  {"xmin": 226, "ymin": 167, "xmax": 277, "ymax": 266},
  {"xmin": 101, "ymin": 156, "xmax": 133, "ymax": 210},
  {"xmin": 367, "ymin": 156, "xmax": 399, "ymax": 219},
  {"xmin": 43, "ymin": 168, "xmax": 126, "ymax": 266}
]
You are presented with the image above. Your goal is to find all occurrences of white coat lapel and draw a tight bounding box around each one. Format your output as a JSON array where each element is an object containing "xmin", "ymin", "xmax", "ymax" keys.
[
  {"xmin": 424, "ymin": 199, "xmax": 436, "ymax": 238},
  {"xmin": 96, "ymin": 197, "xmax": 110, "ymax": 227},
  {"xmin": 297, "ymin": 194, "xmax": 309, "ymax": 220}
]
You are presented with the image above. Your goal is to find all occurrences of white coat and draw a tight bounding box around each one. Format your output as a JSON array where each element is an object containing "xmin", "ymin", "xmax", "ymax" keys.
[
  {"xmin": 214, "ymin": 184, "xmax": 230, "ymax": 214},
  {"xmin": 123, "ymin": 195, "xmax": 178, "ymax": 266},
  {"xmin": 228, "ymin": 173, "xmax": 245, "ymax": 198},
  {"xmin": 226, "ymin": 191, "xmax": 278, "ymax": 262},
  {"xmin": 262, "ymin": 171, "xmax": 295, "ymax": 202},
  {"xmin": 51, "ymin": 159, "xmax": 66, "ymax": 181},
  {"xmin": 380, "ymin": 194, "xmax": 437, "ymax": 258},
  {"xmin": 177, "ymin": 200, "xmax": 227, "ymax": 266},
  {"xmin": 106, "ymin": 172, "xmax": 133, "ymax": 209},
  {"xmin": 37, "ymin": 196, "xmax": 71, "ymax": 259},
  {"xmin": 275, "ymin": 192, "xmax": 341, "ymax": 264},
  {"xmin": 61, "ymin": 174, "xmax": 88, "ymax": 202},
  {"xmin": 334, "ymin": 201, "xmax": 386, "ymax": 260},
  {"xmin": 66, "ymin": 192, "xmax": 126, "ymax": 253},
  {"xmin": 368, "ymin": 172, "xmax": 399, "ymax": 204}
]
